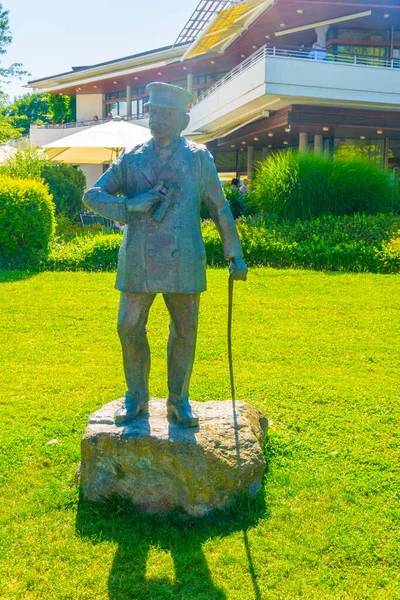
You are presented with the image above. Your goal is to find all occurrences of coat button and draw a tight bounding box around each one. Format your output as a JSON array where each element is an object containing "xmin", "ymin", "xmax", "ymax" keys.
[
  {"xmin": 172, "ymin": 249, "xmax": 180, "ymax": 258},
  {"xmin": 148, "ymin": 249, "xmax": 156, "ymax": 258}
]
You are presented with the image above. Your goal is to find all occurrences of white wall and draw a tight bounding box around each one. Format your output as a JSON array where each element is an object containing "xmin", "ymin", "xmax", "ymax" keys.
[
  {"xmin": 30, "ymin": 126, "xmax": 80, "ymax": 146},
  {"xmin": 76, "ymin": 94, "xmax": 104, "ymax": 122},
  {"xmin": 265, "ymin": 57, "xmax": 400, "ymax": 105},
  {"xmin": 188, "ymin": 55, "xmax": 400, "ymax": 135},
  {"xmin": 80, "ymin": 164, "xmax": 104, "ymax": 189}
]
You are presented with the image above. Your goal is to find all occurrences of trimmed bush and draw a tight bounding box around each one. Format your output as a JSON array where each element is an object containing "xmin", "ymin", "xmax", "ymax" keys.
[
  {"xmin": 47, "ymin": 231, "xmax": 121, "ymax": 271},
  {"xmin": 46, "ymin": 213, "xmax": 400, "ymax": 274},
  {"xmin": 250, "ymin": 151, "xmax": 398, "ymax": 220},
  {"xmin": 0, "ymin": 175, "xmax": 55, "ymax": 268},
  {"xmin": 3, "ymin": 146, "xmax": 86, "ymax": 218},
  {"xmin": 41, "ymin": 163, "xmax": 86, "ymax": 218}
]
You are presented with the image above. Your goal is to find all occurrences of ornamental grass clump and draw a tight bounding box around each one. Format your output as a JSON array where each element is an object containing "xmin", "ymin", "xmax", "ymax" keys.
[
  {"xmin": 0, "ymin": 175, "xmax": 55, "ymax": 268},
  {"xmin": 250, "ymin": 151, "xmax": 397, "ymax": 220}
]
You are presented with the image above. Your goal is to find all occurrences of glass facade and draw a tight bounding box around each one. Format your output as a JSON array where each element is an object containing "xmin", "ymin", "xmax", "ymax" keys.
[{"xmin": 103, "ymin": 73, "xmax": 229, "ymax": 118}]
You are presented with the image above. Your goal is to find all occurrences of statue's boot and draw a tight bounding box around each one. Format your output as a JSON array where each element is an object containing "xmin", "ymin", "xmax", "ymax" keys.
[
  {"xmin": 167, "ymin": 396, "xmax": 199, "ymax": 427},
  {"xmin": 115, "ymin": 392, "xmax": 148, "ymax": 425}
]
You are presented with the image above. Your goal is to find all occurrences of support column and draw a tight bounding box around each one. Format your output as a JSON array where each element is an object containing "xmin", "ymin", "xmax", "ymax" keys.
[
  {"xmin": 262, "ymin": 147, "xmax": 268, "ymax": 161},
  {"xmin": 247, "ymin": 145, "xmax": 255, "ymax": 178},
  {"xmin": 299, "ymin": 132, "xmax": 308, "ymax": 153},
  {"xmin": 314, "ymin": 134, "xmax": 323, "ymax": 153},
  {"xmin": 126, "ymin": 85, "xmax": 132, "ymax": 118},
  {"xmin": 315, "ymin": 25, "xmax": 329, "ymax": 47},
  {"xmin": 187, "ymin": 73, "xmax": 193, "ymax": 96}
]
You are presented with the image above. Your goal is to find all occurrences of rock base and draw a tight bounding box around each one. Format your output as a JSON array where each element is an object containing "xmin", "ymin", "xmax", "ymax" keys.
[{"xmin": 79, "ymin": 398, "xmax": 267, "ymax": 516}]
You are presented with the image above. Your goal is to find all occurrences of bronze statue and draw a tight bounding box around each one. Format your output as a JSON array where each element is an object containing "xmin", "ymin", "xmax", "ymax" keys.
[{"xmin": 84, "ymin": 82, "xmax": 247, "ymax": 427}]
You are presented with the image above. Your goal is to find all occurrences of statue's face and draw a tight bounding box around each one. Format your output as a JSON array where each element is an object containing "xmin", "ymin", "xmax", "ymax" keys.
[{"xmin": 148, "ymin": 105, "xmax": 189, "ymax": 143}]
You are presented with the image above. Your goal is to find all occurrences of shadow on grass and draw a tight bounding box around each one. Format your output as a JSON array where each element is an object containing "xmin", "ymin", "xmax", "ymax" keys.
[
  {"xmin": 0, "ymin": 269, "xmax": 40, "ymax": 283},
  {"xmin": 76, "ymin": 470, "xmax": 270, "ymax": 600}
]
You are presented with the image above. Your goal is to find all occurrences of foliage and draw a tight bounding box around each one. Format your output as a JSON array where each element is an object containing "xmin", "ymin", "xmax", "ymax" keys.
[
  {"xmin": 4, "ymin": 93, "xmax": 76, "ymax": 135},
  {"xmin": 45, "ymin": 213, "xmax": 400, "ymax": 274},
  {"xmin": 47, "ymin": 230, "xmax": 120, "ymax": 272},
  {"xmin": 0, "ymin": 175, "xmax": 55, "ymax": 267},
  {"xmin": 201, "ymin": 186, "xmax": 254, "ymax": 220},
  {"xmin": 203, "ymin": 213, "xmax": 400, "ymax": 273},
  {"xmin": 224, "ymin": 187, "xmax": 246, "ymax": 219},
  {"xmin": 3, "ymin": 146, "xmax": 86, "ymax": 217},
  {"xmin": 0, "ymin": 91, "xmax": 21, "ymax": 140},
  {"xmin": 47, "ymin": 94, "xmax": 76, "ymax": 124},
  {"xmin": 41, "ymin": 163, "xmax": 85, "ymax": 217},
  {"xmin": 5, "ymin": 92, "xmax": 50, "ymax": 134},
  {"xmin": 2, "ymin": 144, "xmax": 48, "ymax": 180},
  {"xmin": 0, "ymin": 269, "xmax": 399, "ymax": 598},
  {"xmin": 0, "ymin": 3, "xmax": 27, "ymax": 85},
  {"xmin": 249, "ymin": 150, "xmax": 398, "ymax": 220}
]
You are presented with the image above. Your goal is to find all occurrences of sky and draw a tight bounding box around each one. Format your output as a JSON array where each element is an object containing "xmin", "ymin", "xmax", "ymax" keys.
[{"xmin": 4, "ymin": 0, "xmax": 200, "ymax": 101}]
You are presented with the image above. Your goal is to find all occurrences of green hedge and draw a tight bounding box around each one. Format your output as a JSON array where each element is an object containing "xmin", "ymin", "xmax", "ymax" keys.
[
  {"xmin": 41, "ymin": 163, "xmax": 86, "ymax": 218},
  {"xmin": 250, "ymin": 151, "xmax": 399, "ymax": 220},
  {"xmin": 3, "ymin": 146, "xmax": 86, "ymax": 219},
  {"xmin": 0, "ymin": 175, "xmax": 55, "ymax": 268},
  {"xmin": 46, "ymin": 213, "xmax": 400, "ymax": 274}
]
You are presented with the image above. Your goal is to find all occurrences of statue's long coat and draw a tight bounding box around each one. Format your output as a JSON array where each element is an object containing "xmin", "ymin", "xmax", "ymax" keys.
[{"xmin": 84, "ymin": 137, "xmax": 243, "ymax": 294}]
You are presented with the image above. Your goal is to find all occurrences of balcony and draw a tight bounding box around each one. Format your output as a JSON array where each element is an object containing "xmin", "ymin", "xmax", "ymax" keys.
[{"xmin": 186, "ymin": 45, "xmax": 400, "ymax": 137}]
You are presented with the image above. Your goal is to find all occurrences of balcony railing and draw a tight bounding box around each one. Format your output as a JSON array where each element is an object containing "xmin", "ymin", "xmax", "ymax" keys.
[
  {"xmin": 192, "ymin": 44, "xmax": 400, "ymax": 106},
  {"xmin": 33, "ymin": 113, "xmax": 148, "ymax": 130}
]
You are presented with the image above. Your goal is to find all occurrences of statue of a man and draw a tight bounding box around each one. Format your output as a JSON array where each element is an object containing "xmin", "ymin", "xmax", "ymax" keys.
[{"xmin": 84, "ymin": 82, "xmax": 247, "ymax": 427}]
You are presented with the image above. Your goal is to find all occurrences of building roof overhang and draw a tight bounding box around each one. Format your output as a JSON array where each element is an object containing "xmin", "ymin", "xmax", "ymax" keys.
[{"xmin": 28, "ymin": 44, "xmax": 189, "ymax": 92}]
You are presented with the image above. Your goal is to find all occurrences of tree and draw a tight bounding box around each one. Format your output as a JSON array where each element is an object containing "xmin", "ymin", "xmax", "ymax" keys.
[
  {"xmin": 0, "ymin": 3, "xmax": 27, "ymax": 86},
  {"xmin": 6, "ymin": 93, "xmax": 50, "ymax": 134},
  {"xmin": 0, "ymin": 90, "xmax": 21, "ymax": 140},
  {"xmin": 48, "ymin": 94, "xmax": 76, "ymax": 124},
  {"xmin": 5, "ymin": 93, "xmax": 77, "ymax": 134}
]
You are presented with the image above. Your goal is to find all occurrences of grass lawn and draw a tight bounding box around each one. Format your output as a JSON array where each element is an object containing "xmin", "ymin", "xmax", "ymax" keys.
[{"xmin": 0, "ymin": 268, "xmax": 399, "ymax": 600}]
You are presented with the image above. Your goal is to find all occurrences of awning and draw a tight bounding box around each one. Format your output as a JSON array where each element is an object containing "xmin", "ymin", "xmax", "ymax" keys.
[{"xmin": 182, "ymin": 0, "xmax": 271, "ymax": 60}]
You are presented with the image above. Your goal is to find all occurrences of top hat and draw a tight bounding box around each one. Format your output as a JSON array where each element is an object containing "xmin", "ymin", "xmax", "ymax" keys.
[{"xmin": 144, "ymin": 82, "xmax": 193, "ymax": 112}]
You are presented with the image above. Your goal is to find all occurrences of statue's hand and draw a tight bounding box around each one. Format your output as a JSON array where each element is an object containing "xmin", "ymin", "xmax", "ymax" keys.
[
  {"xmin": 229, "ymin": 258, "xmax": 248, "ymax": 281},
  {"xmin": 126, "ymin": 191, "xmax": 161, "ymax": 213}
]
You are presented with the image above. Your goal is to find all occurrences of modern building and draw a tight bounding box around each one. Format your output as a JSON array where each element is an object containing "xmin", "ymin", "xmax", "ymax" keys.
[{"xmin": 29, "ymin": 0, "xmax": 400, "ymax": 186}]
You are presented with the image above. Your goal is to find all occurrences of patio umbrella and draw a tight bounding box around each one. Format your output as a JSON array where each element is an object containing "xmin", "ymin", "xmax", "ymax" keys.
[{"xmin": 43, "ymin": 117, "xmax": 151, "ymax": 164}]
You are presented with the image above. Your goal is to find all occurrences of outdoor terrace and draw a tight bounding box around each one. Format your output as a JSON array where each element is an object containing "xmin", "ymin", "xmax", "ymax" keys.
[{"xmin": 187, "ymin": 44, "xmax": 400, "ymax": 137}]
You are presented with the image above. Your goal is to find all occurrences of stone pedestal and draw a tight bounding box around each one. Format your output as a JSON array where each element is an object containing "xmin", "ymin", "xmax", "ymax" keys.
[{"xmin": 79, "ymin": 398, "xmax": 268, "ymax": 516}]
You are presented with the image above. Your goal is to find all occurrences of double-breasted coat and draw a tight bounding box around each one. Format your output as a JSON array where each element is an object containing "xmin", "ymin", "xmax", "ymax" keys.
[{"xmin": 84, "ymin": 137, "xmax": 243, "ymax": 294}]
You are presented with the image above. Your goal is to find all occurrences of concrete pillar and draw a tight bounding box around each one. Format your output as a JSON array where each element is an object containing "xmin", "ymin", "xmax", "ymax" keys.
[
  {"xmin": 262, "ymin": 147, "xmax": 268, "ymax": 161},
  {"xmin": 299, "ymin": 132, "xmax": 308, "ymax": 153},
  {"xmin": 126, "ymin": 85, "xmax": 132, "ymax": 118},
  {"xmin": 314, "ymin": 134, "xmax": 323, "ymax": 153},
  {"xmin": 247, "ymin": 145, "xmax": 255, "ymax": 178},
  {"xmin": 315, "ymin": 25, "xmax": 329, "ymax": 47},
  {"xmin": 187, "ymin": 73, "xmax": 194, "ymax": 95}
]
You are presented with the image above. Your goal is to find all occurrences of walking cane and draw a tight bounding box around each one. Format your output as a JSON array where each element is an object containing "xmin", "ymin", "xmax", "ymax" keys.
[{"xmin": 228, "ymin": 273, "xmax": 236, "ymax": 414}]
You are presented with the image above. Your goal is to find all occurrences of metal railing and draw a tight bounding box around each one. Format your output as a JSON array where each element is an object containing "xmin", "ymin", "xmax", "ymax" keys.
[
  {"xmin": 33, "ymin": 113, "xmax": 148, "ymax": 131},
  {"xmin": 192, "ymin": 44, "xmax": 400, "ymax": 106}
]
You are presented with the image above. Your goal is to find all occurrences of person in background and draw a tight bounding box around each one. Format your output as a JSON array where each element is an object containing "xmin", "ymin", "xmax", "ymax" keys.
[
  {"xmin": 230, "ymin": 178, "xmax": 239, "ymax": 189},
  {"xmin": 240, "ymin": 178, "xmax": 248, "ymax": 195},
  {"xmin": 308, "ymin": 42, "xmax": 327, "ymax": 61},
  {"xmin": 107, "ymin": 111, "xmax": 113, "ymax": 119},
  {"xmin": 93, "ymin": 115, "xmax": 99, "ymax": 122},
  {"xmin": 297, "ymin": 41, "xmax": 308, "ymax": 58}
]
